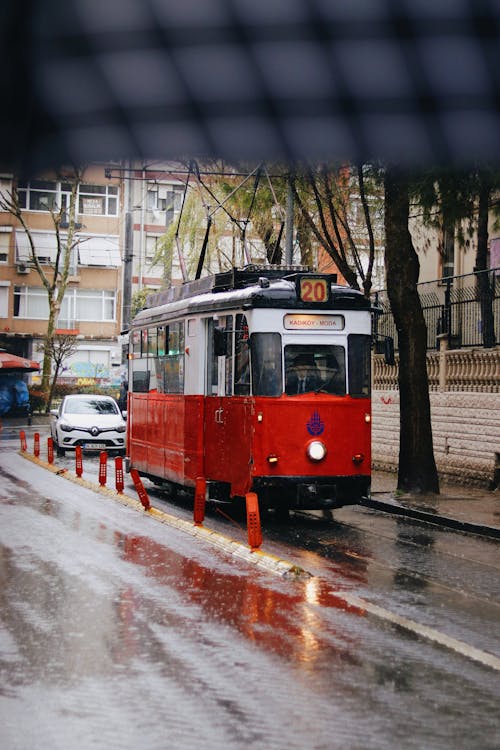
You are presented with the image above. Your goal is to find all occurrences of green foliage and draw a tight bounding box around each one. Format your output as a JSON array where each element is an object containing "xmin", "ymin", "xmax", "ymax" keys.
[
  {"xmin": 130, "ymin": 288, "xmax": 154, "ymax": 319},
  {"xmin": 28, "ymin": 388, "xmax": 47, "ymax": 414},
  {"xmin": 411, "ymin": 165, "xmax": 500, "ymax": 244}
]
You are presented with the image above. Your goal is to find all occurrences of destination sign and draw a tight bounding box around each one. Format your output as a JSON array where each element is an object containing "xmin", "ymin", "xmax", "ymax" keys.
[{"xmin": 284, "ymin": 314, "xmax": 345, "ymax": 331}]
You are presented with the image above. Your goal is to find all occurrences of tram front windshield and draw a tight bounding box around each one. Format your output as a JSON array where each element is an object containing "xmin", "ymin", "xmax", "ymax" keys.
[
  {"xmin": 250, "ymin": 334, "xmax": 346, "ymax": 396},
  {"xmin": 284, "ymin": 345, "xmax": 346, "ymax": 395},
  {"xmin": 250, "ymin": 334, "xmax": 370, "ymax": 397}
]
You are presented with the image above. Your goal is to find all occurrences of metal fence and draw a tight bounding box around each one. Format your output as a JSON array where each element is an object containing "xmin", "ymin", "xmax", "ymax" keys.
[{"xmin": 373, "ymin": 268, "xmax": 500, "ymax": 351}]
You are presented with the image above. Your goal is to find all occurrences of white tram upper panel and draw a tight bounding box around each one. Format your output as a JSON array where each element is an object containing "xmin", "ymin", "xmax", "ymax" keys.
[{"xmin": 131, "ymin": 266, "xmax": 371, "ymax": 330}]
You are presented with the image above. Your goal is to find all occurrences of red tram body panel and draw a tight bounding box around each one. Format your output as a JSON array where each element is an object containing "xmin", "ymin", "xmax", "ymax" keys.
[{"xmin": 125, "ymin": 266, "xmax": 373, "ymax": 510}]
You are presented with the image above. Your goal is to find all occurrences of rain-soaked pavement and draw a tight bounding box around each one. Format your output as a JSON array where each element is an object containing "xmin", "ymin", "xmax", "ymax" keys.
[{"xmin": 1, "ymin": 425, "xmax": 499, "ymax": 750}]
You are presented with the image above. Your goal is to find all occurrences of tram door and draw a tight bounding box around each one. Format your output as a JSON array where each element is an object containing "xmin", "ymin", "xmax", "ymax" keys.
[
  {"xmin": 204, "ymin": 316, "xmax": 232, "ymax": 481},
  {"xmin": 203, "ymin": 315, "xmax": 253, "ymax": 496}
]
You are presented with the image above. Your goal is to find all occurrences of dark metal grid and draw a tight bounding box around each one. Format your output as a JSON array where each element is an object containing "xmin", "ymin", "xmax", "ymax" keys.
[{"xmin": 1, "ymin": 0, "xmax": 499, "ymax": 173}]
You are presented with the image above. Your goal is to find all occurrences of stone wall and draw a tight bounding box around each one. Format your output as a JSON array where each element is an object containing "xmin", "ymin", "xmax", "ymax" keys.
[
  {"xmin": 372, "ymin": 348, "xmax": 500, "ymax": 486},
  {"xmin": 372, "ymin": 390, "xmax": 500, "ymax": 485}
]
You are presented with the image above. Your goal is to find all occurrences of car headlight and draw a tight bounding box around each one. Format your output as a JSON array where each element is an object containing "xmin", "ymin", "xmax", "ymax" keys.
[
  {"xmin": 60, "ymin": 422, "xmax": 74, "ymax": 432},
  {"xmin": 306, "ymin": 440, "xmax": 327, "ymax": 462},
  {"xmin": 116, "ymin": 424, "xmax": 126, "ymax": 433}
]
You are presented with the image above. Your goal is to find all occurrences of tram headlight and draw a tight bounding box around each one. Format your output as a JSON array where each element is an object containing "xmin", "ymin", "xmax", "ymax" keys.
[{"xmin": 306, "ymin": 440, "xmax": 327, "ymax": 462}]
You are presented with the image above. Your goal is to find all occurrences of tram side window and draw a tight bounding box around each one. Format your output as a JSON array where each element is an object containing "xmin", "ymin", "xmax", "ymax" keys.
[
  {"xmin": 234, "ymin": 314, "xmax": 250, "ymax": 396},
  {"xmin": 348, "ymin": 334, "xmax": 371, "ymax": 397},
  {"xmin": 206, "ymin": 315, "xmax": 233, "ymax": 396},
  {"xmin": 130, "ymin": 329, "xmax": 150, "ymax": 392},
  {"xmin": 251, "ymin": 333, "xmax": 282, "ymax": 396},
  {"xmin": 156, "ymin": 321, "xmax": 185, "ymax": 394}
]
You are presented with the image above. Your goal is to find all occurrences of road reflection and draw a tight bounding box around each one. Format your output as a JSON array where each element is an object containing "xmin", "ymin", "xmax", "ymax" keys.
[{"xmin": 114, "ymin": 532, "xmax": 365, "ymax": 668}]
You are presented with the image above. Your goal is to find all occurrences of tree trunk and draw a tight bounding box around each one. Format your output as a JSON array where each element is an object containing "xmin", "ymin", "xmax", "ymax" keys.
[
  {"xmin": 475, "ymin": 177, "xmax": 496, "ymax": 348},
  {"xmin": 384, "ymin": 167, "xmax": 439, "ymax": 494},
  {"xmin": 42, "ymin": 310, "xmax": 56, "ymax": 394}
]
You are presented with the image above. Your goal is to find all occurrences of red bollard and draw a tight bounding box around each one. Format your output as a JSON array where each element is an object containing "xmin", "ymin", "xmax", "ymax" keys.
[
  {"xmin": 246, "ymin": 492, "xmax": 262, "ymax": 550},
  {"xmin": 193, "ymin": 476, "xmax": 206, "ymax": 526},
  {"xmin": 115, "ymin": 456, "xmax": 124, "ymax": 493},
  {"xmin": 20, "ymin": 430, "xmax": 27, "ymax": 452},
  {"xmin": 47, "ymin": 437, "xmax": 54, "ymax": 464},
  {"xmin": 33, "ymin": 432, "xmax": 40, "ymax": 458},
  {"xmin": 75, "ymin": 445, "xmax": 83, "ymax": 477},
  {"xmin": 98, "ymin": 451, "xmax": 108, "ymax": 486},
  {"xmin": 130, "ymin": 468, "xmax": 151, "ymax": 510}
]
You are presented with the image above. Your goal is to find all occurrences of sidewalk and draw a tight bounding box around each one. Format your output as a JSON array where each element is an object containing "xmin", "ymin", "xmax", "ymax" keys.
[{"xmin": 369, "ymin": 470, "xmax": 500, "ymax": 540}]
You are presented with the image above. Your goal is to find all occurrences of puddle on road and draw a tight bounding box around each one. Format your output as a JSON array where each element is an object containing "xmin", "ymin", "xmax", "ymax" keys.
[{"xmin": 111, "ymin": 530, "xmax": 364, "ymax": 666}]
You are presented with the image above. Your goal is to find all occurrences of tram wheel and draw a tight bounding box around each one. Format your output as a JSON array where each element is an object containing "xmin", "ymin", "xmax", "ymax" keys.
[{"xmin": 272, "ymin": 505, "xmax": 290, "ymax": 521}]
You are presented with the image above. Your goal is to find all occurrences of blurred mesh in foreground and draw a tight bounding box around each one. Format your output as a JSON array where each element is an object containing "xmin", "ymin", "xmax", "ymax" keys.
[{"xmin": 1, "ymin": 0, "xmax": 500, "ymax": 172}]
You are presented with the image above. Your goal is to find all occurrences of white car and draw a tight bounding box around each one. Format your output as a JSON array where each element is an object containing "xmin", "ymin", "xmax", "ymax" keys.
[{"xmin": 50, "ymin": 394, "xmax": 127, "ymax": 456}]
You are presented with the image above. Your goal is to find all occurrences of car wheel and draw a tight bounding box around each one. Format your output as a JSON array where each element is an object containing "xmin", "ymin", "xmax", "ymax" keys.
[{"xmin": 55, "ymin": 440, "xmax": 65, "ymax": 457}]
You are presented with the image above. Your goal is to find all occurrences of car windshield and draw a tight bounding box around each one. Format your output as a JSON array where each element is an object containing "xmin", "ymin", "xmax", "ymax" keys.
[{"xmin": 64, "ymin": 399, "xmax": 119, "ymax": 415}]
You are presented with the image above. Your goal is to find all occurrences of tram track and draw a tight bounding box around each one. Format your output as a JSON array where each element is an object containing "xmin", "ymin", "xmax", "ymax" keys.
[{"xmin": 265, "ymin": 517, "xmax": 500, "ymax": 614}]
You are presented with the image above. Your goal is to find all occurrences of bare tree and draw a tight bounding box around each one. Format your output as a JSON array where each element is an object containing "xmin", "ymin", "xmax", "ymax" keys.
[
  {"xmin": 0, "ymin": 166, "xmax": 84, "ymax": 397},
  {"xmin": 43, "ymin": 332, "xmax": 79, "ymax": 411},
  {"xmin": 292, "ymin": 163, "xmax": 383, "ymax": 296}
]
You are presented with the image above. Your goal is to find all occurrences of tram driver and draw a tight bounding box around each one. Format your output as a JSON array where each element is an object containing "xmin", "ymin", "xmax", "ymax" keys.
[{"xmin": 285, "ymin": 352, "xmax": 322, "ymax": 394}]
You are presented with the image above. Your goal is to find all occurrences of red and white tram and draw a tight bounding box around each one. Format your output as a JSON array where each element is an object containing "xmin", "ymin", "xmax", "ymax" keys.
[{"xmin": 125, "ymin": 266, "xmax": 373, "ymax": 510}]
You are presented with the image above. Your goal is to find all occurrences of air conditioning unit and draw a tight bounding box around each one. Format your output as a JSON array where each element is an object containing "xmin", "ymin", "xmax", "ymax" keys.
[{"xmin": 16, "ymin": 263, "xmax": 29, "ymax": 274}]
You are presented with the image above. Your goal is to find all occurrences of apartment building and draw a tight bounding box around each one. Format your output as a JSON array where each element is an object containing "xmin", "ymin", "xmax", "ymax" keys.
[{"xmin": 0, "ymin": 165, "xmax": 124, "ymax": 387}]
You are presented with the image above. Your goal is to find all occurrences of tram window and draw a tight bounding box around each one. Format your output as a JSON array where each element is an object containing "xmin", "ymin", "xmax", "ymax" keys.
[
  {"xmin": 130, "ymin": 328, "xmax": 154, "ymax": 392},
  {"xmin": 348, "ymin": 334, "xmax": 371, "ymax": 397},
  {"xmin": 147, "ymin": 328, "xmax": 157, "ymax": 357},
  {"xmin": 206, "ymin": 315, "xmax": 233, "ymax": 396},
  {"xmin": 224, "ymin": 316, "xmax": 234, "ymax": 395},
  {"xmin": 157, "ymin": 327, "xmax": 166, "ymax": 356},
  {"xmin": 159, "ymin": 321, "xmax": 184, "ymax": 393},
  {"xmin": 132, "ymin": 370, "xmax": 150, "ymax": 392},
  {"xmin": 234, "ymin": 314, "xmax": 250, "ymax": 396},
  {"xmin": 131, "ymin": 330, "xmax": 141, "ymax": 356},
  {"xmin": 251, "ymin": 333, "xmax": 282, "ymax": 396},
  {"xmin": 284, "ymin": 345, "xmax": 346, "ymax": 395},
  {"xmin": 168, "ymin": 322, "xmax": 183, "ymax": 355}
]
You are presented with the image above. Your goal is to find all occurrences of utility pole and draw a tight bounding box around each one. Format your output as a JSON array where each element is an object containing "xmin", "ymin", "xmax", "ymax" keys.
[
  {"xmin": 121, "ymin": 160, "xmax": 134, "ymax": 332},
  {"xmin": 122, "ymin": 211, "xmax": 133, "ymax": 330},
  {"xmin": 285, "ymin": 173, "xmax": 294, "ymax": 265}
]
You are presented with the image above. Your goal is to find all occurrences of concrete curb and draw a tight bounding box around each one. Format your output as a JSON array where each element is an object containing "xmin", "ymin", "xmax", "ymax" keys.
[
  {"xmin": 19, "ymin": 451, "xmax": 309, "ymax": 579},
  {"xmin": 361, "ymin": 497, "xmax": 500, "ymax": 540}
]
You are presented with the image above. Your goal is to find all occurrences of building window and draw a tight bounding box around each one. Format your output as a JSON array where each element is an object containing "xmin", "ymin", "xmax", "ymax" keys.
[
  {"xmin": 14, "ymin": 287, "xmax": 116, "ymax": 324},
  {"xmin": 16, "ymin": 180, "xmax": 118, "ymax": 217},
  {"xmin": 14, "ymin": 286, "xmax": 49, "ymax": 318},
  {"xmin": 441, "ymin": 226, "xmax": 455, "ymax": 280},
  {"xmin": 0, "ymin": 283, "xmax": 9, "ymax": 318},
  {"xmin": 78, "ymin": 184, "xmax": 118, "ymax": 216},
  {"xmin": 146, "ymin": 184, "xmax": 183, "ymax": 225},
  {"xmin": 0, "ymin": 231, "xmax": 9, "ymax": 263},
  {"xmin": 66, "ymin": 289, "xmax": 116, "ymax": 323},
  {"xmin": 145, "ymin": 234, "xmax": 163, "ymax": 263},
  {"xmin": 17, "ymin": 180, "xmax": 72, "ymax": 212}
]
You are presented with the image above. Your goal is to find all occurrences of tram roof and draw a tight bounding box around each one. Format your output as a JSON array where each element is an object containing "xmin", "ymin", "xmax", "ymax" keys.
[{"xmin": 131, "ymin": 266, "xmax": 370, "ymax": 328}]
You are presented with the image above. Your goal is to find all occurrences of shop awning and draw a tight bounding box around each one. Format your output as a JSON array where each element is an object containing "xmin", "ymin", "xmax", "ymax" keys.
[{"xmin": 0, "ymin": 349, "xmax": 40, "ymax": 372}]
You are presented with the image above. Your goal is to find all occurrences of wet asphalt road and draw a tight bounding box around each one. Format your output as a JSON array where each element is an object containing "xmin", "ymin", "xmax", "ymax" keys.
[{"xmin": 1, "ymin": 426, "xmax": 499, "ymax": 750}]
